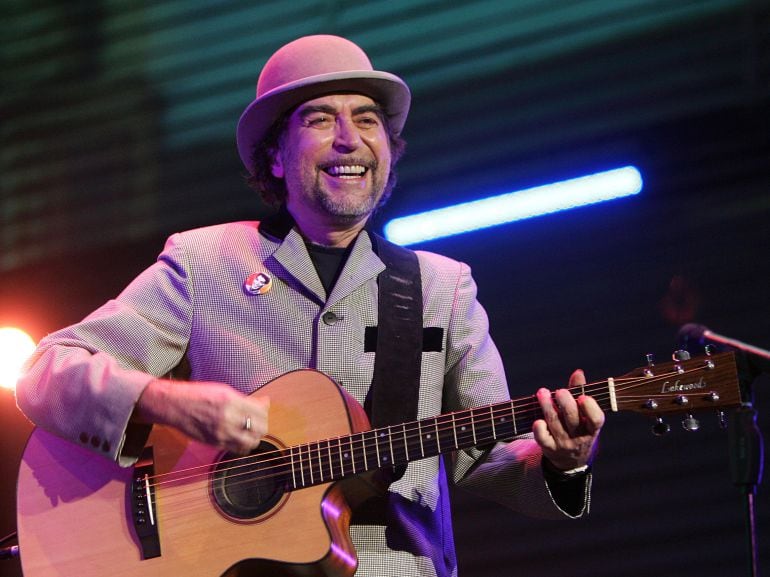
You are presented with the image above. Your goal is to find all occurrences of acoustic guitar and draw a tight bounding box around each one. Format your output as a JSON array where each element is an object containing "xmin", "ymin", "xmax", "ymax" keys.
[{"xmin": 16, "ymin": 351, "xmax": 740, "ymax": 576}]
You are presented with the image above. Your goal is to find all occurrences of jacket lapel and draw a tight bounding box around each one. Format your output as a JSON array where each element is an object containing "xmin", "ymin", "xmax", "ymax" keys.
[
  {"xmin": 261, "ymin": 211, "xmax": 386, "ymax": 305},
  {"xmin": 327, "ymin": 232, "xmax": 385, "ymax": 307},
  {"xmin": 269, "ymin": 228, "xmax": 327, "ymax": 303}
]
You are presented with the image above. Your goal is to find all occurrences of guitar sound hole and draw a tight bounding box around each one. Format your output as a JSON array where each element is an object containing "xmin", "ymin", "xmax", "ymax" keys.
[{"xmin": 211, "ymin": 441, "xmax": 288, "ymax": 520}]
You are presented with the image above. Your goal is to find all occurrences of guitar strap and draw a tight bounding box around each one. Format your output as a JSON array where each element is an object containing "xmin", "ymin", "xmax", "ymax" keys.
[{"xmin": 368, "ymin": 231, "xmax": 422, "ymax": 446}]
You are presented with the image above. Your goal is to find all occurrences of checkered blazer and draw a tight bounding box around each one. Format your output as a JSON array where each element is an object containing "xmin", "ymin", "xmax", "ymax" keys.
[{"xmin": 17, "ymin": 220, "xmax": 589, "ymax": 577}]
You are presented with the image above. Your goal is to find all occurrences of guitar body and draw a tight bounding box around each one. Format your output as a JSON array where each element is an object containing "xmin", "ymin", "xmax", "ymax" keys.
[{"xmin": 17, "ymin": 370, "xmax": 370, "ymax": 577}]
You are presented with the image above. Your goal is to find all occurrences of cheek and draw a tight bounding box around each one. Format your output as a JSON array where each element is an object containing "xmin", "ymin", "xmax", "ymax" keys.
[
  {"xmin": 378, "ymin": 147, "xmax": 393, "ymax": 176},
  {"xmin": 370, "ymin": 133, "xmax": 392, "ymax": 168},
  {"xmin": 282, "ymin": 136, "xmax": 323, "ymax": 172}
]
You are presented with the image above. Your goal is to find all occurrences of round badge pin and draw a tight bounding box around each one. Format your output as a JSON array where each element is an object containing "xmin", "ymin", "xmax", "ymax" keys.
[{"xmin": 244, "ymin": 272, "xmax": 272, "ymax": 295}]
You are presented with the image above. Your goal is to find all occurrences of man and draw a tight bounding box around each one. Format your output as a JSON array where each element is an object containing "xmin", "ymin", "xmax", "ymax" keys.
[{"xmin": 17, "ymin": 35, "xmax": 604, "ymax": 576}]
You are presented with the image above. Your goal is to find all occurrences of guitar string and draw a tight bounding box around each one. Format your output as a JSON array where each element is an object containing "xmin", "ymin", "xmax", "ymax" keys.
[
  {"xmin": 143, "ymin": 365, "xmax": 717, "ymax": 494},
  {"xmin": 143, "ymin": 375, "xmax": 627, "ymax": 488},
  {"xmin": 142, "ymin": 364, "xmax": 721, "ymax": 498}
]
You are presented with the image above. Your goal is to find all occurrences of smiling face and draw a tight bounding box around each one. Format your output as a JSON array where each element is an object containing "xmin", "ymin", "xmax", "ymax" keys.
[{"xmin": 270, "ymin": 93, "xmax": 392, "ymax": 243}]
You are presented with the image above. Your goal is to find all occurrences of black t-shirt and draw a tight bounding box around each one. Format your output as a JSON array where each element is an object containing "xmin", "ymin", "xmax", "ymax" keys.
[{"xmin": 305, "ymin": 241, "xmax": 353, "ymax": 297}]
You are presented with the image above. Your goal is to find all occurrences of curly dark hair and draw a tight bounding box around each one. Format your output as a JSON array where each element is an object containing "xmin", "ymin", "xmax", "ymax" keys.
[{"xmin": 245, "ymin": 105, "xmax": 406, "ymax": 207}]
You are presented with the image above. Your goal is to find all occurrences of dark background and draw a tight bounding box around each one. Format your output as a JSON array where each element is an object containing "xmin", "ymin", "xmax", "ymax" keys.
[{"xmin": 2, "ymin": 2, "xmax": 769, "ymax": 576}]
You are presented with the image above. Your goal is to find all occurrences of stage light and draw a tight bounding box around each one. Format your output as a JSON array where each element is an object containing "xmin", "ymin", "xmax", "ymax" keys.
[
  {"xmin": 384, "ymin": 166, "xmax": 643, "ymax": 245},
  {"xmin": 0, "ymin": 327, "xmax": 36, "ymax": 391}
]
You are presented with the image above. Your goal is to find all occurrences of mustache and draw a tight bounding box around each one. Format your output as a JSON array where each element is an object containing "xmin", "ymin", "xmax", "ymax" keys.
[{"xmin": 317, "ymin": 157, "xmax": 378, "ymax": 171}]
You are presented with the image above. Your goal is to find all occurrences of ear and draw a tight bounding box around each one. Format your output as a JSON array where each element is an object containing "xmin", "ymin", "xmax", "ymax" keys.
[{"xmin": 270, "ymin": 150, "xmax": 284, "ymax": 179}]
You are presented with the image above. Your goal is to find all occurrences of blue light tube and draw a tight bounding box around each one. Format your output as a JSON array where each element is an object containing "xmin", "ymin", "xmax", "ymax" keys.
[{"xmin": 383, "ymin": 165, "xmax": 643, "ymax": 245}]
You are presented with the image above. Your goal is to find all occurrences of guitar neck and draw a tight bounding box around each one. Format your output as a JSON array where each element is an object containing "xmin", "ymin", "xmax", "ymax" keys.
[
  {"xmin": 283, "ymin": 386, "xmax": 607, "ymax": 491},
  {"xmin": 280, "ymin": 351, "xmax": 739, "ymax": 491}
]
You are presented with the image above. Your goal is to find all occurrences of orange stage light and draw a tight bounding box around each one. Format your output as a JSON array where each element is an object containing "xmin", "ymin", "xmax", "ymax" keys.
[{"xmin": 0, "ymin": 327, "xmax": 36, "ymax": 391}]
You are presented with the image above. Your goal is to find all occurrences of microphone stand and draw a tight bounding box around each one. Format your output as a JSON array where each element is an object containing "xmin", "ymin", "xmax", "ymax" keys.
[
  {"xmin": 679, "ymin": 330, "xmax": 768, "ymax": 576},
  {"xmin": 729, "ymin": 397, "xmax": 764, "ymax": 577}
]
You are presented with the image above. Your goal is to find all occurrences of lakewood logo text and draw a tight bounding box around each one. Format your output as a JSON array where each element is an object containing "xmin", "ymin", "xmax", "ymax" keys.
[{"xmin": 660, "ymin": 376, "xmax": 707, "ymax": 393}]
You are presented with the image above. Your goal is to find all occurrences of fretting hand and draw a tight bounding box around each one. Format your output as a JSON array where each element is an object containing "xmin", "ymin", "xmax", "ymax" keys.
[{"xmin": 532, "ymin": 369, "xmax": 605, "ymax": 472}]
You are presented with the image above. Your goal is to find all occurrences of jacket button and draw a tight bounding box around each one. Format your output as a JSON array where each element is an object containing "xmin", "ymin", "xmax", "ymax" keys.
[
  {"xmin": 79, "ymin": 432, "xmax": 89, "ymax": 444},
  {"xmin": 322, "ymin": 311, "xmax": 338, "ymax": 325},
  {"xmin": 90, "ymin": 436, "xmax": 101, "ymax": 448}
]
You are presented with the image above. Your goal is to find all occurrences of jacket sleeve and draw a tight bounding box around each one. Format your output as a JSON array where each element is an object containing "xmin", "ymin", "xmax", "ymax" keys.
[
  {"xmin": 442, "ymin": 261, "xmax": 591, "ymax": 519},
  {"xmin": 16, "ymin": 233, "xmax": 193, "ymax": 466}
]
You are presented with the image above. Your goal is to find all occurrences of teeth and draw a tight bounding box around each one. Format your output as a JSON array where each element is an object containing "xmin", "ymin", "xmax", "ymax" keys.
[{"xmin": 326, "ymin": 165, "xmax": 367, "ymax": 177}]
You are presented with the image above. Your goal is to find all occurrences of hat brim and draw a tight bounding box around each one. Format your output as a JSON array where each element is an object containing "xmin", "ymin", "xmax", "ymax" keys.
[{"xmin": 236, "ymin": 70, "xmax": 410, "ymax": 174}]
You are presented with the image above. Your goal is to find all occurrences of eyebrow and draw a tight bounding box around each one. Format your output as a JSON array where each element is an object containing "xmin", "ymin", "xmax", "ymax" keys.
[{"xmin": 298, "ymin": 103, "xmax": 384, "ymax": 119}]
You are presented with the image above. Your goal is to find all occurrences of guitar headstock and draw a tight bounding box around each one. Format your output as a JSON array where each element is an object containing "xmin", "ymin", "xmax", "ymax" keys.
[{"xmin": 610, "ymin": 351, "xmax": 742, "ymax": 432}]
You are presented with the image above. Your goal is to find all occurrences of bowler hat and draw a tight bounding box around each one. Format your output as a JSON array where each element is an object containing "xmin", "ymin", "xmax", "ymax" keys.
[{"xmin": 236, "ymin": 35, "xmax": 411, "ymax": 174}]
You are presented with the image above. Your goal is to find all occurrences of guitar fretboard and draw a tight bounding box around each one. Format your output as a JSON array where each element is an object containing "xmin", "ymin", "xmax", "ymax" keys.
[{"xmin": 281, "ymin": 386, "xmax": 612, "ymax": 490}]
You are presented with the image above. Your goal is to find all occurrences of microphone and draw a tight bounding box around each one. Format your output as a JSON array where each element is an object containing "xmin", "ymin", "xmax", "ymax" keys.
[{"xmin": 678, "ymin": 323, "xmax": 770, "ymax": 377}]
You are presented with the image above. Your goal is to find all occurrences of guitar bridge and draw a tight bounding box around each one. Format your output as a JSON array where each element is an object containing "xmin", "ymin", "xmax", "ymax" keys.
[{"xmin": 130, "ymin": 446, "xmax": 161, "ymax": 559}]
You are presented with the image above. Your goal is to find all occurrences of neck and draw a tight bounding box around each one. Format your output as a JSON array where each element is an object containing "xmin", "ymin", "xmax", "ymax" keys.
[{"xmin": 289, "ymin": 210, "xmax": 369, "ymax": 248}]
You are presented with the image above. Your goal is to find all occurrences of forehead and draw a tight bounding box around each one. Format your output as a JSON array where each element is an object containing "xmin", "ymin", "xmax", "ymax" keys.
[{"xmin": 292, "ymin": 93, "xmax": 380, "ymax": 116}]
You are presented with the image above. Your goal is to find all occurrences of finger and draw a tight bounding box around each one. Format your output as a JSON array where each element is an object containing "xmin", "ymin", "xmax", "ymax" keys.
[
  {"xmin": 233, "ymin": 395, "xmax": 269, "ymax": 426},
  {"xmin": 568, "ymin": 368, "xmax": 586, "ymax": 388},
  {"xmin": 532, "ymin": 419, "xmax": 557, "ymax": 453},
  {"xmin": 244, "ymin": 396, "xmax": 270, "ymax": 426},
  {"xmin": 554, "ymin": 388, "xmax": 580, "ymax": 435},
  {"xmin": 577, "ymin": 394, "xmax": 605, "ymax": 434},
  {"xmin": 536, "ymin": 387, "xmax": 567, "ymax": 439},
  {"xmin": 230, "ymin": 430, "xmax": 262, "ymax": 455},
  {"xmin": 536, "ymin": 387, "xmax": 556, "ymax": 420},
  {"xmin": 240, "ymin": 396, "xmax": 270, "ymax": 448},
  {"xmin": 216, "ymin": 396, "xmax": 266, "ymax": 453}
]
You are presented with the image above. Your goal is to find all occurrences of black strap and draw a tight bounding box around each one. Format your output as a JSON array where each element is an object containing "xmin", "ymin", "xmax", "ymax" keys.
[{"xmin": 368, "ymin": 232, "xmax": 423, "ymax": 429}]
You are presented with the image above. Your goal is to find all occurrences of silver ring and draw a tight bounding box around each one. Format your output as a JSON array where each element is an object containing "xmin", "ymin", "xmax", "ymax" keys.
[{"xmin": 243, "ymin": 416, "xmax": 252, "ymax": 431}]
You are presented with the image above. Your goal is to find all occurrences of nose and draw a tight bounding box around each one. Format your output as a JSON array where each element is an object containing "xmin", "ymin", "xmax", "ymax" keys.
[{"xmin": 333, "ymin": 116, "xmax": 362, "ymax": 152}]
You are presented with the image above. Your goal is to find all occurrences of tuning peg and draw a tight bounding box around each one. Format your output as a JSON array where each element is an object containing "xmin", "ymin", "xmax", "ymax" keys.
[
  {"xmin": 673, "ymin": 349, "xmax": 691, "ymax": 361},
  {"xmin": 644, "ymin": 353, "xmax": 655, "ymax": 377},
  {"xmin": 652, "ymin": 417, "xmax": 671, "ymax": 436},
  {"xmin": 718, "ymin": 410, "xmax": 728, "ymax": 430},
  {"xmin": 681, "ymin": 413, "xmax": 700, "ymax": 432},
  {"xmin": 704, "ymin": 344, "xmax": 715, "ymax": 356}
]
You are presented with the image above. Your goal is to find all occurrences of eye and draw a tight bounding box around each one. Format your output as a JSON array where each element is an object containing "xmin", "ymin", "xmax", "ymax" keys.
[
  {"xmin": 304, "ymin": 113, "xmax": 333, "ymax": 128},
  {"xmin": 356, "ymin": 114, "xmax": 380, "ymax": 128}
]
